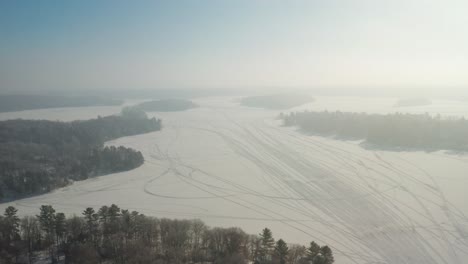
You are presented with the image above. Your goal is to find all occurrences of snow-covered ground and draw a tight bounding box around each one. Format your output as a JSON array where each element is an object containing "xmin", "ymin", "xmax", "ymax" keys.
[{"xmin": 1, "ymin": 96, "xmax": 468, "ymax": 264}]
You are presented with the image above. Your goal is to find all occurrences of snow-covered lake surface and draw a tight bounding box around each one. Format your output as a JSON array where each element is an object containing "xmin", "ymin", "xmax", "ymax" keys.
[{"xmin": 1, "ymin": 96, "xmax": 468, "ymax": 264}]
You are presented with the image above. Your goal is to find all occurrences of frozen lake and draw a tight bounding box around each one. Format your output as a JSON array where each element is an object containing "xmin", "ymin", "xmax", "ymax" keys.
[{"xmin": 1, "ymin": 96, "xmax": 468, "ymax": 264}]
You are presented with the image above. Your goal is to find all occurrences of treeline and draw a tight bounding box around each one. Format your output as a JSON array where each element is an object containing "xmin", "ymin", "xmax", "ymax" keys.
[
  {"xmin": 0, "ymin": 204, "xmax": 334, "ymax": 264},
  {"xmin": 135, "ymin": 99, "xmax": 198, "ymax": 112},
  {"xmin": 0, "ymin": 95, "xmax": 122, "ymax": 113},
  {"xmin": 241, "ymin": 94, "xmax": 314, "ymax": 110},
  {"xmin": 394, "ymin": 98, "xmax": 431, "ymax": 107},
  {"xmin": 0, "ymin": 107, "xmax": 162, "ymax": 200},
  {"xmin": 281, "ymin": 111, "xmax": 468, "ymax": 151}
]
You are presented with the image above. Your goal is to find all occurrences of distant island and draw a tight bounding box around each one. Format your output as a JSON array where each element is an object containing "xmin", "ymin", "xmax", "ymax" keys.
[
  {"xmin": 0, "ymin": 107, "xmax": 161, "ymax": 201},
  {"xmin": 282, "ymin": 111, "xmax": 468, "ymax": 152},
  {"xmin": 394, "ymin": 98, "xmax": 432, "ymax": 107},
  {"xmin": 0, "ymin": 95, "xmax": 123, "ymax": 112},
  {"xmin": 241, "ymin": 94, "xmax": 314, "ymax": 109},
  {"xmin": 135, "ymin": 99, "xmax": 198, "ymax": 112}
]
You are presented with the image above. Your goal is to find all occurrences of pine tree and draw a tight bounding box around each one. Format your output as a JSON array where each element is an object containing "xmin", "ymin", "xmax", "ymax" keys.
[
  {"xmin": 320, "ymin": 246, "xmax": 334, "ymax": 264},
  {"xmin": 55, "ymin": 212, "xmax": 66, "ymax": 246},
  {"xmin": 258, "ymin": 228, "xmax": 275, "ymax": 263},
  {"xmin": 2, "ymin": 206, "xmax": 21, "ymax": 262},
  {"xmin": 273, "ymin": 238, "xmax": 289, "ymax": 264},
  {"xmin": 307, "ymin": 241, "xmax": 334, "ymax": 264},
  {"xmin": 98, "ymin": 206, "xmax": 109, "ymax": 223},
  {"xmin": 4, "ymin": 206, "xmax": 20, "ymax": 242},
  {"xmin": 307, "ymin": 241, "xmax": 320, "ymax": 261},
  {"xmin": 107, "ymin": 204, "xmax": 121, "ymax": 234},
  {"xmin": 37, "ymin": 205, "xmax": 56, "ymax": 240},
  {"xmin": 83, "ymin": 207, "xmax": 96, "ymax": 227},
  {"xmin": 37, "ymin": 205, "xmax": 57, "ymax": 262},
  {"xmin": 82, "ymin": 207, "xmax": 99, "ymax": 246}
]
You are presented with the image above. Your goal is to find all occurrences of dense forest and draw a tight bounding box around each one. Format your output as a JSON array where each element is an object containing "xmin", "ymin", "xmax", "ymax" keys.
[
  {"xmin": 0, "ymin": 204, "xmax": 334, "ymax": 264},
  {"xmin": 281, "ymin": 111, "xmax": 468, "ymax": 151},
  {"xmin": 0, "ymin": 107, "xmax": 162, "ymax": 200},
  {"xmin": 241, "ymin": 94, "xmax": 314, "ymax": 110},
  {"xmin": 0, "ymin": 95, "xmax": 122, "ymax": 113},
  {"xmin": 135, "ymin": 99, "xmax": 198, "ymax": 112}
]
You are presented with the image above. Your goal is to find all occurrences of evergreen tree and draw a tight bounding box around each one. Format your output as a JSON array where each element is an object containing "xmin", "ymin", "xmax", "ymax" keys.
[
  {"xmin": 307, "ymin": 241, "xmax": 321, "ymax": 261},
  {"xmin": 3, "ymin": 206, "xmax": 20, "ymax": 242},
  {"xmin": 273, "ymin": 238, "xmax": 289, "ymax": 264},
  {"xmin": 37, "ymin": 205, "xmax": 57, "ymax": 262},
  {"xmin": 1, "ymin": 206, "xmax": 21, "ymax": 262},
  {"xmin": 107, "ymin": 204, "xmax": 121, "ymax": 235},
  {"xmin": 320, "ymin": 246, "xmax": 334, "ymax": 264},
  {"xmin": 307, "ymin": 241, "xmax": 334, "ymax": 264},
  {"xmin": 82, "ymin": 207, "xmax": 99, "ymax": 246},
  {"xmin": 37, "ymin": 205, "xmax": 56, "ymax": 239},
  {"xmin": 98, "ymin": 205, "xmax": 109, "ymax": 224},
  {"xmin": 258, "ymin": 227, "xmax": 275, "ymax": 263},
  {"xmin": 55, "ymin": 212, "xmax": 66, "ymax": 246}
]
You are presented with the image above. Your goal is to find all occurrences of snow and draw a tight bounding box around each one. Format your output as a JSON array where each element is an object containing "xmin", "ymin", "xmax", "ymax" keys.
[{"xmin": 1, "ymin": 96, "xmax": 468, "ymax": 264}]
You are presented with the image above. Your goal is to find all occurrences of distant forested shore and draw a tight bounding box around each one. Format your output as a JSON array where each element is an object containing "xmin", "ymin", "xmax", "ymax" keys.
[
  {"xmin": 282, "ymin": 111, "xmax": 468, "ymax": 151},
  {"xmin": 394, "ymin": 98, "xmax": 432, "ymax": 107},
  {"xmin": 135, "ymin": 99, "xmax": 198, "ymax": 112},
  {"xmin": 0, "ymin": 204, "xmax": 334, "ymax": 264},
  {"xmin": 241, "ymin": 94, "xmax": 314, "ymax": 110},
  {"xmin": 0, "ymin": 107, "xmax": 161, "ymax": 200},
  {"xmin": 0, "ymin": 95, "xmax": 122, "ymax": 113}
]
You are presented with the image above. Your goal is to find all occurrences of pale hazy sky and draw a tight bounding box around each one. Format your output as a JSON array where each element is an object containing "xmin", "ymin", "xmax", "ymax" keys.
[{"xmin": 1, "ymin": 0, "xmax": 467, "ymax": 95}]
